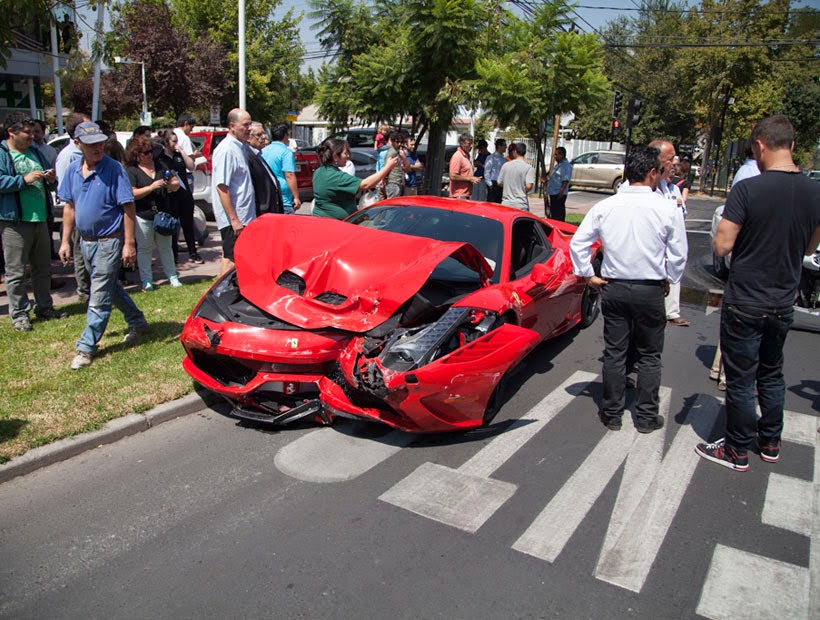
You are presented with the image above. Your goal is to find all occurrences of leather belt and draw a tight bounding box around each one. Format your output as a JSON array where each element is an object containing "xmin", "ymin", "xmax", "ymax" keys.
[
  {"xmin": 80, "ymin": 234, "xmax": 123, "ymax": 242},
  {"xmin": 606, "ymin": 278, "xmax": 664, "ymax": 286}
]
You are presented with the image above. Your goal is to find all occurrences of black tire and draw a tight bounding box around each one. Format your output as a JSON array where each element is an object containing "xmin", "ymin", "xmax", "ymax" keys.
[
  {"xmin": 712, "ymin": 252, "xmax": 729, "ymax": 279},
  {"xmin": 612, "ymin": 177, "xmax": 622, "ymax": 192},
  {"xmin": 580, "ymin": 284, "xmax": 600, "ymax": 327},
  {"xmin": 483, "ymin": 373, "xmax": 508, "ymax": 426}
]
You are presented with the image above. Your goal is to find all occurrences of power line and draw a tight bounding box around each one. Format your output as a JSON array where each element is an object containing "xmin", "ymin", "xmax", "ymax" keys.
[
  {"xmin": 575, "ymin": 4, "xmax": 813, "ymax": 16},
  {"xmin": 606, "ymin": 40, "xmax": 820, "ymax": 48}
]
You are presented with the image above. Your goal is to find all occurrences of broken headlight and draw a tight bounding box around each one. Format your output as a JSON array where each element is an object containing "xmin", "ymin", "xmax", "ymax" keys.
[{"xmin": 379, "ymin": 307, "xmax": 500, "ymax": 372}]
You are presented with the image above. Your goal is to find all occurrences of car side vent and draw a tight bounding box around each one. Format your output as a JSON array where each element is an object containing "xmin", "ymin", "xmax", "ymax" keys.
[
  {"xmin": 277, "ymin": 270, "xmax": 306, "ymax": 295},
  {"xmin": 315, "ymin": 291, "xmax": 348, "ymax": 306}
]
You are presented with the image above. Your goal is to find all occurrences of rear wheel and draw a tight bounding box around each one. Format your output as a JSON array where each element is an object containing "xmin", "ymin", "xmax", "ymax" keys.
[
  {"xmin": 612, "ymin": 177, "xmax": 623, "ymax": 192},
  {"xmin": 580, "ymin": 284, "xmax": 600, "ymax": 327}
]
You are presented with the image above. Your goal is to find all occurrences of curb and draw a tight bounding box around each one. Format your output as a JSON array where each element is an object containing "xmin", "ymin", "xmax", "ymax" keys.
[{"xmin": 0, "ymin": 390, "xmax": 220, "ymax": 485}]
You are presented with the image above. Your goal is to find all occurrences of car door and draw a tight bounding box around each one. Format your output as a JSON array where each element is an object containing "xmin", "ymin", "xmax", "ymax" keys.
[
  {"xmin": 570, "ymin": 152, "xmax": 600, "ymax": 188},
  {"xmin": 508, "ymin": 218, "xmax": 574, "ymax": 337}
]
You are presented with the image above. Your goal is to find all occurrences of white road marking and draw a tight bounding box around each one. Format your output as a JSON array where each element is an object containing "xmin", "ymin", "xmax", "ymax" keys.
[
  {"xmin": 594, "ymin": 393, "xmax": 721, "ymax": 592},
  {"xmin": 512, "ymin": 423, "xmax": 641, "ymax": 562},
  {"xmin": 697, "ymin": 544, "xmax": 810, "ymax": 620},
  {"xmin": 274, "ymin": 423, "xmax": 415, "ymax": 483},
  {"xmin": 808, "ymin": 413, "xmax": 820, "ymax": 619},
  {"xmin": 698, "ymin": 410, "xmax": 819, "ymax": 619},
  {"xmin": 378, "ymin": 462, "xmax": 517, "ymax": 533},
  {"xmin": 510, "ymin": 384, "xmax": 713, "ymax": 594},
  {"xmin": 783, "ymin": 409, "xmax": 820, "ymax": 446},
  {"xmin": 763, "ymin": 473, "xmax": 812, "ymax": 536},
  {"xmin": 379, "ymin": 371, "xmax": 598, "ymax": 532},
  {"xmin": 459, "ymin": 371, "xmax": 598, "ymax": 478}
]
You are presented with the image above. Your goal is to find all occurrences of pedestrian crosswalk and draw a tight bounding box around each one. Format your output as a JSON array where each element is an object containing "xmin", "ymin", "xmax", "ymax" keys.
[{"xmin": 275, "ymin": 369, "xmax": 820, "ymax": 618}]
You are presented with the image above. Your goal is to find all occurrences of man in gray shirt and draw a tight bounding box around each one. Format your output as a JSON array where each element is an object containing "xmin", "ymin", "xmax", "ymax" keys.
[{"xmin": 497, "ymin": 142, "xmax": 535, "ymax": 211}]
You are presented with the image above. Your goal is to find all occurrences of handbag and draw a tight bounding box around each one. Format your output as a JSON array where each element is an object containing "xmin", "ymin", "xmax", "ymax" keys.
[{"xmin": 152, "ymin": 211, "xmax": 180, "ymax": 236}]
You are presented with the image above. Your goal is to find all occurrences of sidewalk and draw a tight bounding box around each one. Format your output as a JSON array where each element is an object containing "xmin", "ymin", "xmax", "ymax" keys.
[{"xmin": 0, "ymin": 223, "xmax": 223, "ymax": 315}]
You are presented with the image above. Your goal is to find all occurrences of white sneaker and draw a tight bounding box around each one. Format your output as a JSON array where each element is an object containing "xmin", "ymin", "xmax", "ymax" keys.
[
  {"xmin": 169, "ymin": 275, "xmax": 182, "ymax": 288},
  {"xmin": 71, "ymin": 351, "xmax": 93, "ymax": 370},
  {"xmin": 142, "ymin": 281, "xmax": 155, "ymax": 291}
]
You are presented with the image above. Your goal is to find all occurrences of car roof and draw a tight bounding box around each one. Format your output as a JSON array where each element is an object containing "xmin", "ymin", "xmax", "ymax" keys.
[{"xmin": 370, "ymin": 196, "xmax": 545, "ymax": 226}]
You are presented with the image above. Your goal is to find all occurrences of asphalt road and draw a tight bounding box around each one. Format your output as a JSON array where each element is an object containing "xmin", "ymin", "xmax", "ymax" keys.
[{"xmin": 1, "ymin": 191, "xmax": 818, "ymax": 620}]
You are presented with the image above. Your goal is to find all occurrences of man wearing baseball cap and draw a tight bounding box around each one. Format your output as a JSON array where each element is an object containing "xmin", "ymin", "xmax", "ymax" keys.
[{"xmin": 58, "ymin": 122, "xmax": 148, "ymax": 369}]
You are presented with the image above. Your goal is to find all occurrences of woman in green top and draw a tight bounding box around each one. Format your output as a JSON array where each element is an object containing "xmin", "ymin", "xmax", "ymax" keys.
[{"xmin": 312, "ymin": 139, "xmax": 398, "ymax": 220}]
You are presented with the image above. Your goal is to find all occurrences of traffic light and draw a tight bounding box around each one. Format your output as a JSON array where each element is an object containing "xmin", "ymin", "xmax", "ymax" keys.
[
  {"xmin": 612, "ymin": 91, "xmax": 623, "ymax": 117},
  {"xmin": 612, "ymin": 118, "xmax": 621, "ymax": 135},
  {"xmin": 627, "ymin": 98, "xmax": 642, "ymax": 128}
]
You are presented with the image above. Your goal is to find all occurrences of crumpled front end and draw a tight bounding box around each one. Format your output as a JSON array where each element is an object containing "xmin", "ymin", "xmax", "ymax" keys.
[
  {"xmin": 319, "ymin": 308, "xmax": 541, "ymax": 433},
  {"xmin": 181, "ymin": 271, "xmax": 352, "ymax": 425}
]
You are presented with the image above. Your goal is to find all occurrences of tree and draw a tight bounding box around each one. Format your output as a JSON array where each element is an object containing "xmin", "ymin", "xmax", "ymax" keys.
[
  {"xmin": 310, "ymin": 0, "xmax": 491, "ymax": 194},
  {"xmin": 104, "ymin": 1, "xmax": 227, "ymax": 120},
  {"xmin": 475, "ymin": 1, "xmax": 609, "ymax": 176},
  {"xmin": 170, "ymin": 0, "xmax": 305, "ymax": 123}
]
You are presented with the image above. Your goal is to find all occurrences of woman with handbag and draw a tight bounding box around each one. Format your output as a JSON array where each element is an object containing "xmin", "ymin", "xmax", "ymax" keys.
[
  {"xmin": 125, "ymin": 135, "xmax": 182, "ymax": 290},
  {"xmin": 157, "ymin": 130, "xmax": 202, "ymax": 264}
]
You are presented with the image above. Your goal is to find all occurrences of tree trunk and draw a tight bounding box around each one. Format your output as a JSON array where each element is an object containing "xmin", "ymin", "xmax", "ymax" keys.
[{"xmin": 421, "ymin": 118, "xmax": 448, "ymax": 196}]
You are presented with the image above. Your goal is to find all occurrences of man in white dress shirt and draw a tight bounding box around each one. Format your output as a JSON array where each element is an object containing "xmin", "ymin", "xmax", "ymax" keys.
[
  {"xmin": 571, "ymin": 146, "xmax": 688, "ymax": 433},
  {"xmin": 649, "ymin": 140, "xmax": 689, "ymax": 327}
]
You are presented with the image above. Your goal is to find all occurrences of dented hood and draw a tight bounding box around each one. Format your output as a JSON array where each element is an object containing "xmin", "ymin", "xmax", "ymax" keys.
[{"xmin": 234, "ymin": 214, "xmax": 491, "ymax": 332}]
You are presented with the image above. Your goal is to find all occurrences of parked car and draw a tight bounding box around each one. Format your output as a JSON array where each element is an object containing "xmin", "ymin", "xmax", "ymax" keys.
[
  {"xmin": 349, "ymin": 147, "xmax": 378, "ymax": 179},
  {"xmin": 48, "ymin": 131, "xmax": 132, "ymax": 155},
  {"xmin": 331, "ymin": 127, "xmax": 378, "ymax": 148},
  {"xmin": 180, "ymin": 196, "xmax": 602, "ymax": 432},
  {"xmin": 709, "ymin": 204, "xmax": 730, "ymax": 278},
  {"xmin": 188, "ymin": 129, "xmax": 228, "ymax": 212},
  {"xmin": 569, "ymin": 150, "xmax": 625, "ymax": 192}
]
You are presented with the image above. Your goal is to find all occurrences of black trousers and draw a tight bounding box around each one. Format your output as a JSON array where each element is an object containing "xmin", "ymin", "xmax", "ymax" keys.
[
  {"xmin": 175, "ymin": 190, "xmax": 197, "ymax": 256},
  {"xmin": 548, "ymin": 193, "xmax": 567, "ymax": 221},
  {"xmin": 487, "ymin": 181, "xmax": 503, "ymax": 203},
  {"xmin": 600, "ymin": 280, "xmax": 666, "ymax": 423}
]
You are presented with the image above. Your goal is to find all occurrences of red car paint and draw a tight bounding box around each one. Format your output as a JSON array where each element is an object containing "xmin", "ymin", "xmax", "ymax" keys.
[{"xmin": 180, "ymin": 197, "xmax": 601, "ymax": 432}]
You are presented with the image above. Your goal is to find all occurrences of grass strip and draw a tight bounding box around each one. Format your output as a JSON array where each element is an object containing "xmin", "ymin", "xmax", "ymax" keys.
[{"xmin": 0, "ymin": 277, "xmax": 215, "ymax": 463}]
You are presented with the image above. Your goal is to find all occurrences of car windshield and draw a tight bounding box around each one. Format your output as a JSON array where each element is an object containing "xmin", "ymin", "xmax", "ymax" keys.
[{"xmin": 347, "ymin": 205, "xmax": 504, "ymax": 283}]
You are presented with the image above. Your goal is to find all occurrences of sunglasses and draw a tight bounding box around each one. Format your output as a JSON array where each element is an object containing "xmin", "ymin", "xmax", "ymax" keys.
[{"xmin": 140, "ymin": 150, "xmax": 153, "ymax": 155}]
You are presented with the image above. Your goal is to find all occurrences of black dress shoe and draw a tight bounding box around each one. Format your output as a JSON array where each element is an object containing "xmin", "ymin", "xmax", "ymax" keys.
[
  {"xmin": 189, "ymin": 253, "xmax": 205, "ymax": 264},
  {"xmin": 598, "ymin": 412, "xmax": 622, "ymax": 431},
  {"xmin": 636, "ymin": 417, "xmax": 665, "ymax": 434}
]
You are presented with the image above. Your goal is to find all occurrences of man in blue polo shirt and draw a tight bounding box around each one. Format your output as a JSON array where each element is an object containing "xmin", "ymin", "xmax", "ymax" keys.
[
  {"xmin": 261, "ymin": 123, "xmax": 301, "ymax": 214},
  {"xmin": 58, "ymin": 122, "xmax": 148, "ymax": 370}
]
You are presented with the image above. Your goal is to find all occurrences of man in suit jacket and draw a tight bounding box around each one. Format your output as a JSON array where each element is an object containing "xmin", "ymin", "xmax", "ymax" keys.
[{"xmin": 247, "ymin": 121, "xmax": 283, "ymax": 216}]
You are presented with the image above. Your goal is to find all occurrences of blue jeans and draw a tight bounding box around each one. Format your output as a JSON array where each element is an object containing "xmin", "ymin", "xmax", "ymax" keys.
[
  {"xmin": 720, "ymin": 303, "xmax": 793, "ymax": 450},
  {"xmin": 77, "ymin": 237, "xmax": 146, "ymax": 355}
]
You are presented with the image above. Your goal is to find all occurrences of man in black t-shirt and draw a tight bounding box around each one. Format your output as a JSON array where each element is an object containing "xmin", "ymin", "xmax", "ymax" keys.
[{"xmin": 695, "ymin": 115, "xmax": 820, "ymax": 472}]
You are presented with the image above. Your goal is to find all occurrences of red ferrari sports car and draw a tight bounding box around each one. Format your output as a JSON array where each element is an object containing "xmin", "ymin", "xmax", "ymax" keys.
[{"xmin": 181, "ymin": 197, "xmax": 602, "ymax": 433}]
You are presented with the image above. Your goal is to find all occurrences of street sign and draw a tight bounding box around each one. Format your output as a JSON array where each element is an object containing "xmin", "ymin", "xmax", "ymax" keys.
[
  {"xmin": 286, "ymin": 110, "xmax": 298, "ymax": 122},
  {"xmin": 209, "ymin": 104, "xmax": 221, "ymax": 125},
  {"xmin": 139, "ymin": 111, "xmax": 152, "ymax": 126}
]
